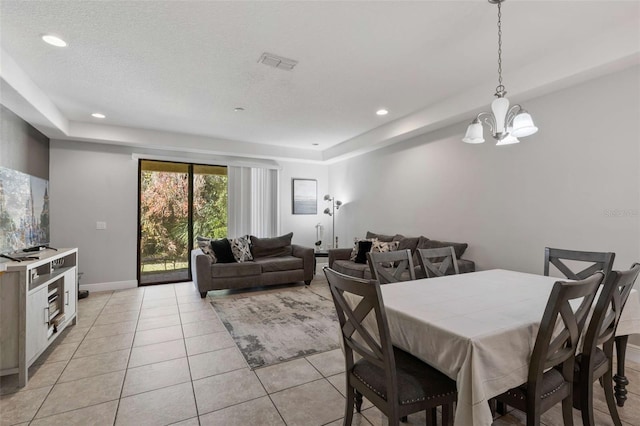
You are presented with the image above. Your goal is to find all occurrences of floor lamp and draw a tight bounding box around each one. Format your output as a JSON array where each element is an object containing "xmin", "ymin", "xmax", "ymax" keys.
[{"xmin": 323, "ymin": 194, "xmax": 342, "ymax": 249}]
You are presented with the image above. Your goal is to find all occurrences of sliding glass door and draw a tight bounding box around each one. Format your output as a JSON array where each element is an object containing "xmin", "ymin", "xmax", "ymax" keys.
[{"xmin": 138, "ymin": 160, "xmax": 227, "ymax": 285}]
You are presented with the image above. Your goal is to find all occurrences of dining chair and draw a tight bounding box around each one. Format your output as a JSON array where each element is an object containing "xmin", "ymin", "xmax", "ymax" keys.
[
  {"xmin": 416, "ymin": 247, "xmax": 459, "ymax": 278},
  {"xmin": 495, "ymin": 272, "xmax": 604, "ymax": 426},
  {"xmin": 573, "ymin": 263, "xmax": 640, "ymax": 426},
  {"xmin": 544, "ymin": 247, "xmax": 615, "ymax": 280},
  {"xmin": 323, "ymin": 267, "xmax": 457, "ymax": 426},
  {"xmin": 367, "ymin": 249, "xmax": 415, "ymax": 284}
]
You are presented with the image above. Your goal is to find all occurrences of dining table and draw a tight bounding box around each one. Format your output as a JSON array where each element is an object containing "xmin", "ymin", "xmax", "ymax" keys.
[{"xmin": 379, "ymin": 269, "xmax": 640, "ymax": 426}]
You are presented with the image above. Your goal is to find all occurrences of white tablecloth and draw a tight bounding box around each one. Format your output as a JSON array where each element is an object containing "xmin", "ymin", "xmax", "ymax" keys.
[{"xmin": 380, "ymin": 269, "xmax": 640, "ymax": 426}]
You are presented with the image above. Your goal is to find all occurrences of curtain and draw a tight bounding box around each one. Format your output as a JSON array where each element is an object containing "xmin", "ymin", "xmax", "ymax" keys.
[{"xmin": 227, "ymin": 166, "xmax": 279, "ymax": 238}]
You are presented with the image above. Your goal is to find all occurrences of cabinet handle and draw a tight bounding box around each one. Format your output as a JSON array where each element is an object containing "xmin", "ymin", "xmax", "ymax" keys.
[
  {"xmin": 65, "ymin": 291, "xmax": 69, "ymax": 306},
  {"xmin": 44, "ymin": 307, "xmax": 49, "ymax": 325}
]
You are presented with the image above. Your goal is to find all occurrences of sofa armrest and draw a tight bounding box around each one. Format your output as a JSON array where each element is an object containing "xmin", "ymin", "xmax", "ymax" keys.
[
  {"xmin": 292, "ymin": 245, "xmax": 314, "ymax": 282},
  {"xmin": 191, "ymin": 249, "xmax": 213, "ymax": 295},
  {"xmin": 328, "ymin": 248, "xmax": 352, "ymax": 269}
]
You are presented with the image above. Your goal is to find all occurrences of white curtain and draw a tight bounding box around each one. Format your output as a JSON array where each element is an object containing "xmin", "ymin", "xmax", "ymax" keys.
[{"xmin": 227, "ymin": 166, "xmax": 279, "ymax": 238}]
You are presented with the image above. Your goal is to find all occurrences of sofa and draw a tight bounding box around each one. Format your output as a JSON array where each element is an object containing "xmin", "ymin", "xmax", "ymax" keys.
[
  {"xmin": 328, "ymin": 231, "xmax": 475, "ymax": 280},
  {"xmin": 191, "ymin": 232, "xmax": 314, "ymax": 297}
]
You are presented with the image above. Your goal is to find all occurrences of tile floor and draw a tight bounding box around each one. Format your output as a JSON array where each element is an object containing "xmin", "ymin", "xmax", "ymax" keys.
[{"xmin": 1, "ymin": 274, "xmax": 639, "ymax": 426}]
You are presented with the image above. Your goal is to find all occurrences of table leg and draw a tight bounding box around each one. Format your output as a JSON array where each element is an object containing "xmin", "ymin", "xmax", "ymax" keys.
[{"xmin": 613, "ymin": 335, "xmax": 629, "ymax": 407}]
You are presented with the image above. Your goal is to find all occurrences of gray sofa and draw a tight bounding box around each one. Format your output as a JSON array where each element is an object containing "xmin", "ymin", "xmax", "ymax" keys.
[
  {"xmin": 192, "ymin": 234, "xmax": 314, "ymax": 298},
  {"xmin": 328, "ymin": 231, "xmax": 475, "ymax": 280}
]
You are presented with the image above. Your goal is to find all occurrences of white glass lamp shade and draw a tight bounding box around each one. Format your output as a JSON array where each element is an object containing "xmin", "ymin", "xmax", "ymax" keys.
[
  {"xmin": 495, "ymin": 129, "xmax": 520, "ymax": 146},
  {"xmin": 491, "ymin": 97, "xmax": 510, "ymax": 134},
  {"xmin": 462, "ymin": 120, "xmax": 485, "ymax": 144},
  {"xmin": 511, "ymin": 112, "xmax": 539, "ymax": 138}
]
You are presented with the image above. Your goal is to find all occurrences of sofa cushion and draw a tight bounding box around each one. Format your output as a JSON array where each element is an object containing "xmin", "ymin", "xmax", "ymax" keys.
[
  {"xmin": 251, "ymin": 233, "xmax": 293, "ymax": 258},
  {"xmin": 333, "ymin": 260, "xmax": 368, "ymax": 279},
  {"xmin": 196, "ymin": 237, "xmax": 218, "ymax": 263},
  {"xmin": 210, "ymin": 238, "xmax": 236, "ymax": 263},
  {"xmin": 414, "ymin": 259, "xmax": 475, "ymax": 278},
  {"xmin": 418, "ymin": 237, "xmax": 468, "ymax": 258},
  {"xmin": 366, "ymin": 231, "xmax": 402, "ymax": 242},
  {"xmin": 253, "ymin": 256, "xmax": 303, "ymax": 273},
  {"xmin": 395, "ymin": 236, "xmax": 420, "ymax": 255},
  {"xmin": 230, "ymin": 235, "xmax": 253, "ymax": 262},
  {"xmin": 211, "ymin": 262, "xmax": 261, "ymax": 278}
]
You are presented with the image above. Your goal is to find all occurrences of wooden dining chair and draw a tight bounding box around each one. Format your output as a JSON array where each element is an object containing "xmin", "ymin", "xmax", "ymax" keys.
[
  {"xmin": 367, "ymin": 249, "xmax": 416, "ymax": 284},
  {"xmin": 573, "ymin": 263, "xmax": 640, "ymax": 426},
  {"xmin": 495, "ymin": 272, "xmax": 604, "ymax": 426},
  {"xmin": 323, "ymin": 267, "xmax": 457, "ymax": 426},
  {"xmin": 544, "ymin": 247, "xmax": 615, "ymax": 280},
  {"xmin": 416, "ymin": 247, "xmax": 459, "ymax": 278}
]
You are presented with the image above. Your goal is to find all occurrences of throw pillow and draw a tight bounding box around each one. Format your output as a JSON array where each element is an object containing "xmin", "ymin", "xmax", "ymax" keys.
[
  {"xmin": 196, "ymin": 237, "xmax": 217, "ymax": 263},
  {"xmin": 372, "ymin": 240, "xmax": 400, "ymax": 253},
  {"xmin": 229, "ymin": 235, "xmax": 253, "ymax": 262},
  {"xmin": 210, "ymin": 238, "xmax": 236, "ymax": 263},
  {"xmin": 250, "ymin": 232, "xmax": 293, "ymax": 258},
  {"xmin": 395, "ymin": 236, "xmax": 420, "ymax": 255},
  {"xmin": 354, "ymin": 240, "xmax": 374, "ymax": 264},
  {"xmin": 350, "ymin": 238, "xmax": 377, "ymax": 261}
]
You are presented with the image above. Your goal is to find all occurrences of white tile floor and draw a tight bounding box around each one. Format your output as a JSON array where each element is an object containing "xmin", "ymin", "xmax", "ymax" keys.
[{"xmin": 1, "ymin": 274, "xmax": 639, "ymax": 425}]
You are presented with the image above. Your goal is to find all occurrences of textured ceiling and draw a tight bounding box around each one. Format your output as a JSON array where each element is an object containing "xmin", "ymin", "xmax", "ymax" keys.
[{"xmin": 0, "ymin": 1, "xmax": 638, "ymax": 160}]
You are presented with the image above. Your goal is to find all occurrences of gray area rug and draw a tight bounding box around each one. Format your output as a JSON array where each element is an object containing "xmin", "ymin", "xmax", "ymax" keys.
[{"xmin": 210, "ymin": 284, "xmax": 340, "ymax": 369}]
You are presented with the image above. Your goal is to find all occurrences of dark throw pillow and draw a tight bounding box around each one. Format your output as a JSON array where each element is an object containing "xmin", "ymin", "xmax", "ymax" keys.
[
  {"xmin": 210, "ymin": 238, "xmax": 236, "ymax": 263},
  {"xmin": 354, "ymin": 240, "xmax": 373, "ymax": 264}
]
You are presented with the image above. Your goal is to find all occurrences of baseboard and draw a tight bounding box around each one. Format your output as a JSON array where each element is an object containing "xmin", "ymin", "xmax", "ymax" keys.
[
  {"xmin": 627, "ymin": 343, "xmax": 640, "ymax": 364},
  {"xmin": 79, "ymin": 280, "xmax": 138, "ymax": 293}
]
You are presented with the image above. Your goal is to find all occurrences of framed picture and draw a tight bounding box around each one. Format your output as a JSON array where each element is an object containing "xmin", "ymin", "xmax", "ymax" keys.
[{"xmin": 292, "ymin": 178, "xmax": 317, "ymax": 215}]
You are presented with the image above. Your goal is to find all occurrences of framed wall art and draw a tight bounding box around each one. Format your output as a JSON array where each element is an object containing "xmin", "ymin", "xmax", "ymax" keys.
[{"xmin": 292, "ymin": 178, "xmax": 317, "ymax": 215}]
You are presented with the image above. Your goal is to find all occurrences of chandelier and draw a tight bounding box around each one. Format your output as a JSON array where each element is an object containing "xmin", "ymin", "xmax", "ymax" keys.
[{"xmin": 463, "ymin": 0, "xmax": 538, "ymax": 145}]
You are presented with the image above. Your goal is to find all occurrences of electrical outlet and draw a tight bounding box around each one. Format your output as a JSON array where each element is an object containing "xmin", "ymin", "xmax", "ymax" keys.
[{"xmin": 96, "ymin": 221, "xmax": 107, "ymax": 230}]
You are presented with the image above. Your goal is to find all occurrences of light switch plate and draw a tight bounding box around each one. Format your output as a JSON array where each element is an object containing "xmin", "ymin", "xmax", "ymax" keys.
[{"xmin": 96, "ymin": 221, "xmax": 107, "ymax": 230}]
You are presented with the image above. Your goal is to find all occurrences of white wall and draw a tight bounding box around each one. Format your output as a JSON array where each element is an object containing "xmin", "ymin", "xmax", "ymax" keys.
[
  {"xmin": 279, "ymin": 161, "xmax": 331, "ymax": 248},
  {"xmin": 49, "ymin": 142, "xmax": 329, "ymax": 286},
  {"xmin": 329, "ymin": 65, "xmax": 640, "ymax": 275},
  {"xmin": 50, "ymin": 141, "xmax": 138, "ymax": 287}
]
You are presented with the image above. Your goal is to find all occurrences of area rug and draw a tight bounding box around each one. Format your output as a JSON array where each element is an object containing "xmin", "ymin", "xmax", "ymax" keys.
[{"xmin": 210, "ymin": 286, "xmax": 340, "ymax": 369}]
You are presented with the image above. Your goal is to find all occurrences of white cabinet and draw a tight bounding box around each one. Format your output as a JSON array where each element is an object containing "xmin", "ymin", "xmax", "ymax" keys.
[
  {"xmin": 0, "ymin": 248, "xmax": 78, "ymax": 386},
  {"xmin": 25, "ymin": 286, "xmax": 48, "ymax": 363}
]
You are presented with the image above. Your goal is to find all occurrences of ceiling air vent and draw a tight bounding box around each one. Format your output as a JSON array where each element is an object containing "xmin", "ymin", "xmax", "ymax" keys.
[{"xmin": 258, "ymin": 52, "xmax": 298, "ymax": 71}]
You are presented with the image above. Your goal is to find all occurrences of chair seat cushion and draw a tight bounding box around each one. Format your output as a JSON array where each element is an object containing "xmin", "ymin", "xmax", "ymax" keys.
[
  {"xmin": 573, "ymin": 347, "xmax": 608, "ymax": 377},
  {"xmin": 503, "ymin": 368, "xmax": 568, "ymax": 402},
  {"xmin": 253, "ymin": 256, "xmax": 303, "ymax": 273},
  {"xmin": 351, "ymin": 347, "xmax": 456, "ymax": 405}
]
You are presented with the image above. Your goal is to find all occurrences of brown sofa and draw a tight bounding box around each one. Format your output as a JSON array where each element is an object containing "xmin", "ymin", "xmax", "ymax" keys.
[
  {"xmin": 328, "ymin": 231, "xmax": 475, "ymax": 280},
  {"xmin": 191, "ymin": 233, "xmax": 314, "ymax": 297}
]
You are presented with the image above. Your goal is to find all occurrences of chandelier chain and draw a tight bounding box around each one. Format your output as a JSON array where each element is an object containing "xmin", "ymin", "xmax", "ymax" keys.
[{"xmin": 496, "ymin": 0, "xmax": 504, "ymax": 96}]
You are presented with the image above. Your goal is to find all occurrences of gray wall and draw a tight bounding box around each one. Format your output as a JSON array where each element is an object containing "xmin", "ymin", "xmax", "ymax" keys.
[
  {"xmin": 329, "ymin": 65, "xmax": 640, "ymax": 273},
  {"xmin": 49, "ymin": 141, "xmax": 138, "ymax": 286},
  {"xmin": 0, "ymin": 105, "xmax": 49, "ymax": 179}
]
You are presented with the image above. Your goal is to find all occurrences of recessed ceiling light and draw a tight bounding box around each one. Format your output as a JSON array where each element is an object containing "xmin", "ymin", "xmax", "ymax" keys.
[
  {"xmin": 312, "ymin": 143, "xmax": 319, "ymax": 146},
  {"xmin": 376, "ymin": 109, "xmax": 389, "ymax": 116},
  {"xmin": 91, "ymin": 113, "xmax": 106, "ymax": 119},
  {"xmin": 42, "ymin": 34, "xmax": 67, "ymax": 47},
  {"xmin": 234, "ymin": 107, "xmax": 245, "ymax": 112}
]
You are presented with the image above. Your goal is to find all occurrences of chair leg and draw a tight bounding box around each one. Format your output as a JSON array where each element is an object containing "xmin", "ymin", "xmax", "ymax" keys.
[
  {"xmin": 561, "ymin": 396, "xmax": 574, "ymax": 426},
  {"xmin": 354, "ymin": 390, "xmax": 363, "ymax": 413},
  {"xmin": 344, "ymin": 385, "xmax": 355, "ymax": 426},
  {"xmin": 578, "ymin": 379, "xmax": 595, "ymax": 426},
  {"xmin": 426, "ymin": 408, "xmax": 436, "ymax": 426},
  {"xmin": 603, "ymin": 369, "xmax": 623, "ymax": 426},
  {"xmin": 400, "ymin": 416, "xmax": 408, "ymax": 422},
  {"xmin": 442, "ymin": 404, "xmax": 454, "ymax": 426}
]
